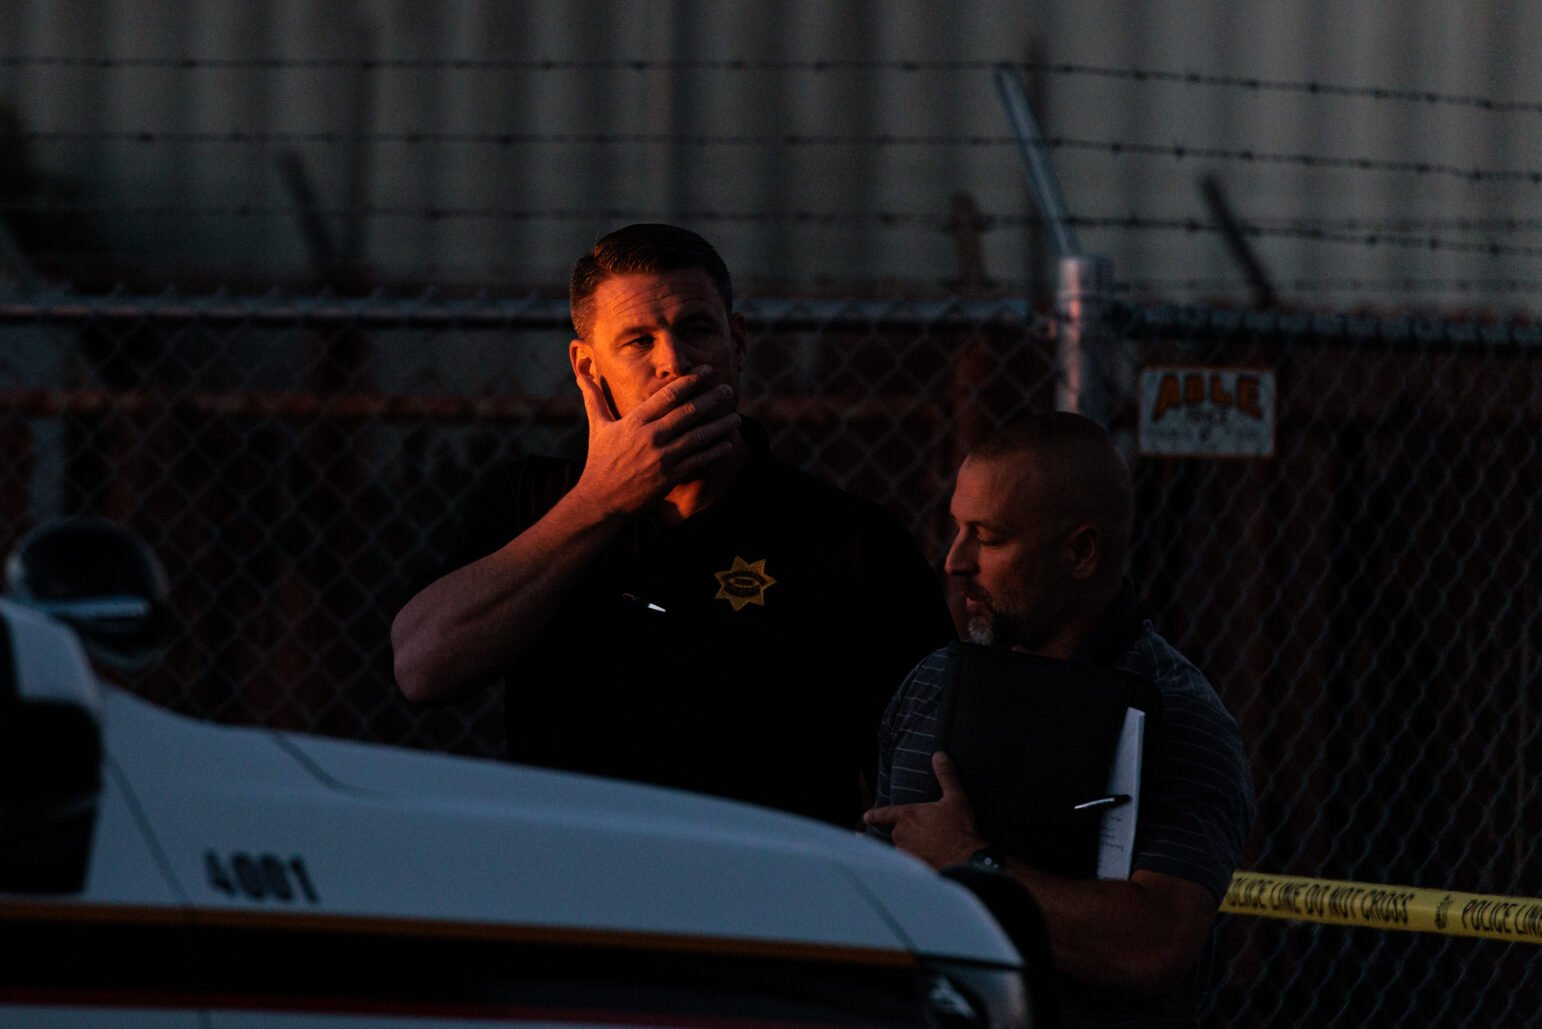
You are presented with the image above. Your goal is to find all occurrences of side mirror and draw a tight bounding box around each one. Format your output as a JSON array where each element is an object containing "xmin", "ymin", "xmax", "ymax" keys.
[
  {"xmin": 0, "ymin": 598, "xmax": 104, "ymax": 893},
  {"xmin": 4, "ymin": 517, "xmax": 170, "ymax": 672}
]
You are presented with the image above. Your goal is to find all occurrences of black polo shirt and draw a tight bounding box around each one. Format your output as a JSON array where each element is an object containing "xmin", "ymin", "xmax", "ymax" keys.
[{"xmin": 447, "ymin": 421, "xmax": 955, "ymax": 827}]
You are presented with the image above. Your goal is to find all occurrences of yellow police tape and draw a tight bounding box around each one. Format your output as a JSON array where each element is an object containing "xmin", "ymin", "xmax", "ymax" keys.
[{"xmin": 1222, "ymin": 872, "xmax": 1542, "ymax": 945}]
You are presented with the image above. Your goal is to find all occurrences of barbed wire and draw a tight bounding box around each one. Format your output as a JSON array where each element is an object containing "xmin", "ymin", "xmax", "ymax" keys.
[
  {"xmin": 1045, "ymin": 138, "xmax": 1542, "ymax": 185},
  {"xmin": 1246, "ymin": 216, "xmax": 1542, "ymax": 233},
  {"xmin": 0, "ymin": 199, "xmax": 943, "ymax": 226},
  {"xmin": 16, "ymin": 128, "xmax": 1542, "ymax": 185},
  {"xmin": 18, "ymin": 129, "xmax": 1020, "ymax": 146},
  {"xmin": 12, "ymin": 250, "xmax": 1536, "ymax": 298},
  {"xmin": 1067, "ymin": 215, "xmax": 1542, "ymax": 258},
  {"xmin": 1008, "ymin": 211, "xmax": 1542, "ymax": 240},
  {"xmin": 2, "ymin": 55, "xmax": 1539, "ymax": 114},
  {"xmin": 1029, "ymin": 64, "xmax": 1542, "ymax": 115},
  {"xmin": 6, "ymin": 199, "xmax": 1542, "ymax": 259}
]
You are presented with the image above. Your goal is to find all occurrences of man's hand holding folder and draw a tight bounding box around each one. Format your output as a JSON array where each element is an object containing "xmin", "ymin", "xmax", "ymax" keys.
[
  {"xmin": 863, "ymin": 752, "xmax": 986, "ymax": 868},
  {"xmin": 864, "ymin": 753, "xmax": 1134, "ymax": 871},
  {"xmin": 920, "ymin": 641, "xmax": 1158, "ymax": 880}
]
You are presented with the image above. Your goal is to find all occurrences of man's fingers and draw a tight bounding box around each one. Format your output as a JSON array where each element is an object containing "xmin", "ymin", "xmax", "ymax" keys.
[
  {"xmin": 863, "ymin": 805, "xmax": 902, "ymax": 827},
  {"xmin": 668, "ymin": 410, "xmax": 741, "ymax": 454},
  {"xmin": 573, "ymin": 369, "xmax": 615, "ymax": 426},
  {"xmin": 636, "ymin": 365, "xmax": 716, "ymax": 423},
  {"xmin": 669, "ymin": 437, "xmax": 738, "ymax": 483},
  {"xmin": 932, "ymin": 751, "xmax": 965, "ymax": 798},
  {"xmin": 650, "ymin": 385, "xmax": 735, "ymax": 444}
]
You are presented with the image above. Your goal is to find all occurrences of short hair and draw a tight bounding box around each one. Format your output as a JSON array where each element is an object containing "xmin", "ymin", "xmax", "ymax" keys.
[
  {"xmin": 970, "ymin": 411, "xmax": 1133, "ymax": 566},
  {"xmin": 569, "ymin": 223, "xmax": 734, "ymax": 339}
]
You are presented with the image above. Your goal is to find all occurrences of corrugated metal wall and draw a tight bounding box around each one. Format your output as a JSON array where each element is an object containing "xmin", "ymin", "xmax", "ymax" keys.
[{"xmin": 3, "ymin": 1, "xmax": 1540, "ymax": 311}]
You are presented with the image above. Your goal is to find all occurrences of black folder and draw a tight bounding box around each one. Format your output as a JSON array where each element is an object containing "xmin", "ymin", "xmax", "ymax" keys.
[{"xmin": 937, "ymin": 640, "xmax": 1160, "ymax": 878}]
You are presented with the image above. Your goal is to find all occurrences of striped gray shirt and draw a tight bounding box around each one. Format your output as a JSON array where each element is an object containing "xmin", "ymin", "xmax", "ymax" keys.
[
  {"xmin": 871, "ymin": 624, "xmax": 1252, "ymax": 899},
  {"xmin": 869, "ymin": 623, "xmax": 1254, "ymax": 1027}
]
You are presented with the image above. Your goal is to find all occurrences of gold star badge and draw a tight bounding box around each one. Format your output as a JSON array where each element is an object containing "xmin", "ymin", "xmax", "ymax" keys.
[{"xmin": 714, "ymin": 556, "xmax": 776, "ymax": 612}]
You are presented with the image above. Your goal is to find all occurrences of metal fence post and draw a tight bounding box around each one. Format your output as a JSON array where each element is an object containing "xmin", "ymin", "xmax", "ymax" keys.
[{"xmin": 1056, "ymin": 254, "xmax": 1114, "ymax": 420}]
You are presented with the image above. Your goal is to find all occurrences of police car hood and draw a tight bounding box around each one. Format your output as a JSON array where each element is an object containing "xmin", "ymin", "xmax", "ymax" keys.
[{"xmin": 93, "ymin": 686, "xmax": 1019, "ymax": 967}]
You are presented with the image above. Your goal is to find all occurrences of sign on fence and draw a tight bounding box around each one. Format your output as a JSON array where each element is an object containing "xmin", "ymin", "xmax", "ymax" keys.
[{"xmin": 1137, "ymin": 365, "xmax": 1276, "ymax": 459}]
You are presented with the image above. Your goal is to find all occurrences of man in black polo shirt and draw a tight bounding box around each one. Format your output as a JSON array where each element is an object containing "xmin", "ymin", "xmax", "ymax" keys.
[
  {"xmin": 392, "ymin": 223, "xmax": 953, "ymax": 827},
  {"xmin": 864, "ymin": 413, "xmax": 1254, "ymax": 1026}
]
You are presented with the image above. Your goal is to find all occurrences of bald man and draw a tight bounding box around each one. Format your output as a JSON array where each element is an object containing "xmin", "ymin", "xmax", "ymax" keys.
[{"xmin": 864, "ymin": 412, "xmax": 1254, "ymax": 1027}]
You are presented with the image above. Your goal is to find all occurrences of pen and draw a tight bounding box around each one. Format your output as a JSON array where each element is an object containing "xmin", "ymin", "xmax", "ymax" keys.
[
  {"xmin": 1072, "ymin": 793, "xmax": 1131, "ymax": 812},
  {"xmin": 622, "ymin": 593, "xmax": 667, "ymax": 614}
]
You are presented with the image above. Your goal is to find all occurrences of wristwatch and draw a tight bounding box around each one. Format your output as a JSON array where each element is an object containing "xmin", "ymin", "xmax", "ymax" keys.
[{"xmin": 967, "ymin": 846, "xmax": 1006, "ymax": 872}]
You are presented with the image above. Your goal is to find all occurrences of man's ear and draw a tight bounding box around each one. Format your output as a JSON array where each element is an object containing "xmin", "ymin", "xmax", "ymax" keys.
[
  {"xmin": 1064, "ymin": 523, "xmax": 1102, "ymax": 581},
  {"xmin": 569, "ymin": 338, "xmax": 594, "ymax": 380}
]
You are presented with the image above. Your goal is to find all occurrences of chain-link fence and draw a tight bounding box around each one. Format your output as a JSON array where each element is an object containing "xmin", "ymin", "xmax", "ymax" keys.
[
  {"xmin": 1108, "ymin": 306, "xmax": 1540, "ymax": 1027},
  {"xmin": 2, "ymin": 288, "xmax": 1537, "ymax": 1026},
  {"xmin": 0, "ymin": 292, "xmax": 1055, "ymax": 752}
]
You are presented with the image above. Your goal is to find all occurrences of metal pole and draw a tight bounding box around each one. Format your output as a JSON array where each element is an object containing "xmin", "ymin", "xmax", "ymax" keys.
[
  {"xmin": 1055, "ymin": 254, "xmax": 1113, "ymax": 419},
  {"xmin": 993, "ymin": 64, "xmax": 1080, "ymax": 258},
  {"xmin": 994, "ymin": 63, "xmax": 1114, "ymax": 418}
]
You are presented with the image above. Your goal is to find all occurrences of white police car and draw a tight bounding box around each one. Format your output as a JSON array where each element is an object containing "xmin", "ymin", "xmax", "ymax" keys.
[{"xmin": 0, "ymin": 522, "xmax": 1041, "ymax": 1027}]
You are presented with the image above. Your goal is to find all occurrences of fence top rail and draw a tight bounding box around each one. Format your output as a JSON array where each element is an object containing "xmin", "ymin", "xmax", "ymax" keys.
[
  {"xmin": 1115, "ymin": 301, "xmax": 1542, "ymax": 351},
  {"xmin": 5, "ymin": 289, "xmax": 1539, "ymax": 348},
  {"xmin": 0, "ymin": 291, "xmax": 1040, "ymax": 333}
]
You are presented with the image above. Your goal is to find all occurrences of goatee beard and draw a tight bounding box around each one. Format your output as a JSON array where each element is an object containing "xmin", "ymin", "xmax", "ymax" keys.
[{"xmin": 966, "ymin": 616, "xmax": 994, "ymax": 645}]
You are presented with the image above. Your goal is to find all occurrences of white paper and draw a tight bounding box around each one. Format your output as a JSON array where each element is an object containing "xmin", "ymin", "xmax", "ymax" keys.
[{"xmin": 1096, "ymin": 707, "xmax": 1145, "ymax": 880}]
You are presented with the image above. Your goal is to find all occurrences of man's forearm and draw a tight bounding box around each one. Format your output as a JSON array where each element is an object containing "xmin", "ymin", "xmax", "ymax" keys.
[
  {"xmin": 390, "ymin": 486, "xmax": 626, "ymax": 705},
  {"xmin": 998, "ymin": 860, "xmax": 1216, "ymax": 997}
]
